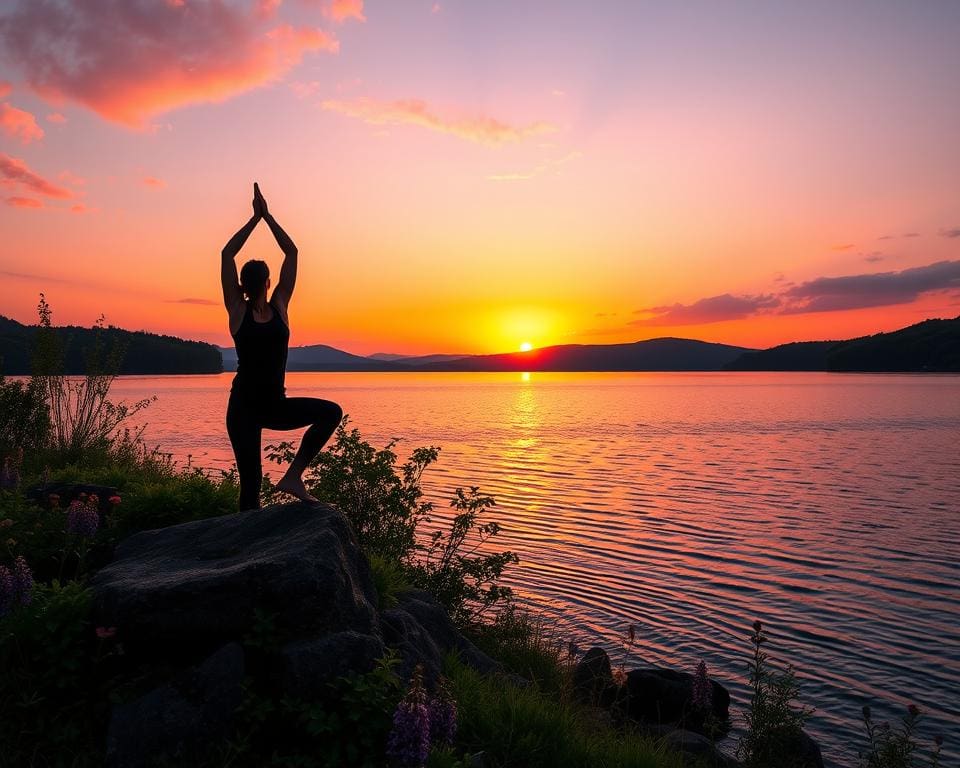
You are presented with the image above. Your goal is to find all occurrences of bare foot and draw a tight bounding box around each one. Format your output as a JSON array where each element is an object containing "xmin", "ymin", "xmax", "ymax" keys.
[{"xmin": 275, "ymin": 475, "xmax": 320, "ymax": 504}]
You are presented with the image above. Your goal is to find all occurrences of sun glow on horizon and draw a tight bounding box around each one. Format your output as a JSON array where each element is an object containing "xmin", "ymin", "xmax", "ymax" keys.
[{"xmin": 519, "ymin": 342, "xmax": 533, "ymax": 352}]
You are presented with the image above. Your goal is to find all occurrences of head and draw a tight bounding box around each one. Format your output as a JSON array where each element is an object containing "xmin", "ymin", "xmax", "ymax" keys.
[{"xmin": 240, "ymin": 259, "xmax": 270, "ymax": 301}]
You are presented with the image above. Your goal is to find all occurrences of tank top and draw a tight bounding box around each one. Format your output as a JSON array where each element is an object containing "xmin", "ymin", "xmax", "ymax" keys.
[{"xmin": 230, "ymin": 299, "xmax": 289, "ymax": 404}]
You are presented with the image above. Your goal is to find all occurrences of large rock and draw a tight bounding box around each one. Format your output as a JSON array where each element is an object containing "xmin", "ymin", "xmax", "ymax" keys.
[
  {"xmin": 573, "ymin": 647, "xmax": 621, "ymax": 707},
  {"xmin": 92, "ymin": 503, "xmax": 379, "ymax": 661},
  {"xmin": 662, "ymin": 729, "xmax": 737, "ymax": 767},
  {"xmin": 626, "ymin": 667, "xmax": 730, "ymax": 730},
  {"xmin": 280, "ymin": 631, "xmax": 385, "ymax": 699},
  {"xmin": 381, "ymin": 590, "xmax": 500, "ymax": 683},
  {"xmin": 106, "ymin": 643, "xmax": 245, "ymax": 768}
]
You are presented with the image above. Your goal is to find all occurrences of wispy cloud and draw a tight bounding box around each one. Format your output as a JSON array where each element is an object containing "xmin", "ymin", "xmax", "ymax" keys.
[
  {"xmin": 622, "ymin": 259, "xmax": 960, "ymax": 330},
  {"xmin": 632, "ymin": 294, "xmax": 780, "ymax": 326},
  {"xmin": 5, "ymin": 195, "xmax": 43, "ymax": 208},
  {"xmin": 940, "ymin": 227, "xmax": 960, "ymax": 238},
  {"xmin": 0, "ymin": 102, "xmax": 43, "ymax": 143},
  {"xmin": 166, "ymin": 297, "xmax": 218, "ymax": 306},
  {"xmin": 0, "ymin": 0, "xmax": 338, "ymax": 126},
  {"xmin": 487, "ymin": 151, "xmax": 581, "ymax": 181},
  {"xmin": 142, "ymin": 176, "xmax": 166, "ymax": 189},
  {"xmin": 322, "ymin": 96, "xmax": 557, "ymax": 145},
  {"xmin": 46, "ymin": 112, "xmax": 67, "ymax": 124},
  {"xmin": 328, "ymin": 0, "xmax": 365, "ymax": 23},
  {"xmin": 0, "ymin": 80, "xmax": 10, "ymax": 99},
  {"xmin": 863, "ymin": 252, "xmax": 884, "ymax": 263},
  {"xmin": 0, "ymin": 153, "xmax": 73, "ymax": 199},
  {"xmin": 781, "ymin": 260, "xmax": 960, "ymax": 313}
]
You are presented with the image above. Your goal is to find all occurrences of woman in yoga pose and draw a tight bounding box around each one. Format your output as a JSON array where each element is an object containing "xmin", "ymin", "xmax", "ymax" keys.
[{"xmin": 221, "ymin": 183, "xmax": 342, "ymax": 511}]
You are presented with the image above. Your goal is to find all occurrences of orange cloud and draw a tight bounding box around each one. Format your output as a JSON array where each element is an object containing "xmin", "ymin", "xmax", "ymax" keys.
[
  {"xmin": 70, "ymin": 203, "xmax": 92, "ymax": 213},
  {"xmin": 142, "ymin": 176, "xmax": 166, "ymax": 188},
  {"xmin": 0, "ymin": 102, "xmax": 44, "ymax": 143},
  {"xmin": 0, "ymin": 153, "xmax": 73, "ymax": 199},
  {"xmin": 0, "ymin": 1, "xmax": 338, "ymax": 126},
  {"xmin": 321, "ymin": 97, "xmax": 557, "ymax": 145},
  {"xmin": 329, "ymin": 0, "xmax": 365, "ymax": 22},
  {"xmin": 0, "ymin": 81, "xmax": 10, "ymax": 99},
  {"xmin": 6, "ymin": 196, "xmax": 43, "ymax": 208},
  {"xmin": 47, "ymin": 112, "xmax": 67, "ymax": 124}
]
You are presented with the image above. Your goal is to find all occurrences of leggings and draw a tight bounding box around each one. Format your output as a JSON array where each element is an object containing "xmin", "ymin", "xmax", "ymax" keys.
[{"xmin": 226, "ymin": 395, "xmax": 343, "ymax": 511}]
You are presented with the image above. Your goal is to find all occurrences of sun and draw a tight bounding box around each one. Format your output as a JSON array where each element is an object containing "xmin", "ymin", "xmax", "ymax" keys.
[{"xmin": 519, "ymin": 342, "xmax": 533, "ymax": 352}]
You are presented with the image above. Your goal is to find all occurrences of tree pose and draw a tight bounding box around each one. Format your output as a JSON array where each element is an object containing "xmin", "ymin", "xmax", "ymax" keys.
[{"xmin": 220, "ymin": 183, "xmax": 342, "ymax": 510}]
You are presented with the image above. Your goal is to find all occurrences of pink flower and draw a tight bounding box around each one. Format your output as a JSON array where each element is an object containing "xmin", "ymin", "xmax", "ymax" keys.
[
  {"xmin": 108, "ymin": 495, "xmax": 121, "ymax": 505},
  {"xmin": 95, "ymin": 626, "xmax": 117, "ymax": 639}
]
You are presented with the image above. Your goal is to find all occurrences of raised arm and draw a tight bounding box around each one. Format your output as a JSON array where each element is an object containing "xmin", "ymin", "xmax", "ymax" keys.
[
  {"xmin": 221, "ymin": 188, "xmax": 262, "ymax": 324},
  {"xmin": 255, "ymin": 183, "xmax": 298, "ymax": 312}
]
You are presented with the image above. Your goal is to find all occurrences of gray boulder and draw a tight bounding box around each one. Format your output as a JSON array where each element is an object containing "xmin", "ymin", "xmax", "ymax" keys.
[
  {"xmin": 106, "ymin": 643, "xmax": 245, "ymax": 768},
  {"xmin": 92, "ymin": 503, "xmax": 379, "ymax": 661},
  {"xmin": 573, "ymin": 647, "xmax": 620, "ymax": 707},
  {"xmin": 381, "ymin": 591, "xmax": 500, "ymax": 683},
  {"xmin": 280, "ymin": 631, "xmax": 385, "ymax": 699}
]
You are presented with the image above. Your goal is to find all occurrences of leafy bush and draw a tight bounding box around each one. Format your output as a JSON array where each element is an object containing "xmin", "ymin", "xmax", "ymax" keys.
[
  {"xmin": 223, "ymin": 653, "xmax": 404, "ymax": 768},
  {"xmin": 266, "ymin": 420, "xmax": 517, "ymax": 625},
  {"xmin": 859, "ymin": 704, "xmax": 944, "ymax": 768},
  {"xmin": 0, "ymin": 373, "xmax": 51, "ymax": 458},
  {"xmin": 0, "ymin": 580, "xmax": 102, "ymax": 767},
  {"xmin": 737, "ymin": 620, "xmax": 814, "ymax": 768},
  {"xmin": 31, "ymin": 294, "xmax": 154, "ymax": 461}
]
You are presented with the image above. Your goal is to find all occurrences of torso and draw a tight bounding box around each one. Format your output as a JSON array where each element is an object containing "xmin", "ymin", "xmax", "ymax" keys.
[{"xmin": 229, "ymin": 299, "xmax": 290, "ymax": 404}]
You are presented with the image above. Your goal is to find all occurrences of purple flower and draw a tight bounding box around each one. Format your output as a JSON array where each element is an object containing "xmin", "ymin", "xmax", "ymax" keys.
[
  {"xmin": 428, "ymin": 682, "xmax": 457, "ymax": 746},
  {"xmin": 0, "ymin": 565, "xmax": 13, "ymax": 616},
  {"xmin": 66, "ymin": 499, "xmax": 99, "ymax": 538},
  {"xmin": 12, "ymin": 556, "xmax": 32, "ymax": 606},
  {"xmin": 386, "ymin": 668, "xmax": 431, "ymax": 768},
  {"xmin": 692, "ymin": 659, "xmax": 712, "ymax": 711}
]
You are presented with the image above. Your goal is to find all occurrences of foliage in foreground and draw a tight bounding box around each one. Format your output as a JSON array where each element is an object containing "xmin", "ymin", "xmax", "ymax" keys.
[{"xmin": 266, "ymin": 421, "xmax": 519, "ymax": 625}]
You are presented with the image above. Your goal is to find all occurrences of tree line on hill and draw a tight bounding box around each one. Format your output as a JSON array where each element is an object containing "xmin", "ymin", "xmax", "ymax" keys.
[{"xmin": 0, "ymin": 315, "xmax": 222, "ymax": 375}]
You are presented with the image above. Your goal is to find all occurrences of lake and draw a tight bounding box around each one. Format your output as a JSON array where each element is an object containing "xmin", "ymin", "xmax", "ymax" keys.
[{"xmin": 111, "ymin": 371, "xmax": 960, "ymax": 766}]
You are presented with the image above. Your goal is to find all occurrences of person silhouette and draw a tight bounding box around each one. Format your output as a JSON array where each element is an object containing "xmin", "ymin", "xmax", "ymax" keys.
[{"xmin": 220, "ymin": 183, "xmax": 342, "ymax": 511}]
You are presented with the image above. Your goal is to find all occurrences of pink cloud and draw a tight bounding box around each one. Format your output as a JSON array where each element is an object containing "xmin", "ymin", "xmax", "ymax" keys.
[
  {"xmin": 255, "ymin": 0, "xmax": 283, "ymax": 19},
  {"xmin": 0, "ymin": 153, "xmax": 73, "ymax": 199},
  {"xmin": 0, "ymin": 102, "xmax": 44, "ymax": 143},
  {"xmin": 47, "ymin": 112, "xmax": 67, "ymax": 123},
  {"xmin": 70, "ymin": 203, "xmax": 93, "ymax": 213},
  {"xmin": 0, "ymin": 81, "xmax": 10, "ymax": 99},
  {"xmin": 329, "ymin": 0, "xmax": 365, "ymax": 22},
  {"xmin": 6, "ymin": 196, "xmax": 43, "ymax": 208},
  {"xmin": 58, "ymin": 170, "xmax": 86, "ymax": 186},
  {"xmin": 0, "ymin": 1, "xmax": 338, "ymax": 126},
  {"xmin": 321, "ymin": 97, "xmax": 557, "ymax": 145},
  {"xmin": 142, "ymin": 176, "xmax": 166, "ymax": 188}
]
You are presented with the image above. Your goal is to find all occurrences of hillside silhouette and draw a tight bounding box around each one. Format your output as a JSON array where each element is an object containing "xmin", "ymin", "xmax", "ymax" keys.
[{"xmin": 0, "ymin": 315, "xmax": 222, "ymax": 375}]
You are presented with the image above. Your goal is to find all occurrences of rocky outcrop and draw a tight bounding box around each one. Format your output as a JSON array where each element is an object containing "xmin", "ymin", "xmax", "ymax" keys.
[
  {"xmin": 91, "ymin": 502, "xmax": 498, "ymax": 768},
  {"xmin": 625, "ymin": 666, "xmax": 731, "ymax": 727}
]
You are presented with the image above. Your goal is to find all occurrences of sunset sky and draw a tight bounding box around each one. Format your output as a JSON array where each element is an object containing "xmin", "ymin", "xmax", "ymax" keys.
[{"xmin": 1, "ymin": 0, "xmax": 959, "ymax": 355}]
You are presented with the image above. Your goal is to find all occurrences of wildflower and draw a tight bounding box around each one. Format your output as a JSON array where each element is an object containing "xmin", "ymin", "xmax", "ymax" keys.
[
  {"xmin": 386, "ymin": 666, "xmax": 431, "ymax": 768},
  {"xmin": 628, "ymin": 624, "xmax": 636, "ymax": 644},
  {"xmin": 692, "ymin": 659, "xmax": 712, "ymax": 711},
  {"xmin": 0, "ymin": 565, "xmax": 13, "ymax": 616},
  {"xmin": 12, "ymin": 556, "xmax": 32, "ymax": 606},
  {"xmin": 935, "ymin": 734, "xmax": 944, "ymax": 746},
  {"xmin": 862, "ymin": 705, "xmax": 872, "ymax": 721},
  {"xmin": 108, "ymin": 495, "xmax": 121, "ymax": 506},
  {"xmin": 428, "ymin": 681, "xmax": 457, "ymax": 746},
  {"xmin": 66, "ymin": 499, "xmax": 99, "ymax": 538},
  {"xmin": 96, "ymin": 626, "xmax": 117, "ymax": 639},
  {"xmin": 567, "ymin": 641, "xmax": 581, "ymax": 658},
  {"xmin": 752, "ymin": 619, "xmax": 762, "ymax": 633},
  {"xmin": 908, "ymin": 703, "xmax": 920, "ymax": 719}
]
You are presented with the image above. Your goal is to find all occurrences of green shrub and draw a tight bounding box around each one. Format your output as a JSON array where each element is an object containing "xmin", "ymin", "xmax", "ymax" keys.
[
  {"xmin": 222, "ymin": 653, "xmax": 403, "ymax": 768},
  {"xmin": 0, "ymin": 373, "xmax": 51, "ymax": 458},
  {"xmin": 442, "ymin": 655, "xmax": 680, "ymax": 768},
  {"xmin": 369, "ymin": 552, "xmax": 413, "ymax": 610},
  {"xmin": 266, "ymin": 420, "xmax": 517, "ymax": 625},
  {"xmin": 0, "ymin": 580, "xmax": 102, "ymax": 767},
  {"xmin": 737, "ymin": 620, "xmax": 814, "ymax": 768},
  {"xmin": 859, "ymin": 704, "xmax": 944, "ymax": 768}
]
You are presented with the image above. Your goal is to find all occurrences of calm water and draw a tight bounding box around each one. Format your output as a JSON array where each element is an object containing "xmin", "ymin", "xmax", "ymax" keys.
[{"xmin": 112, "ymin": 372, "xmax": 960, "ymax": 766}]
